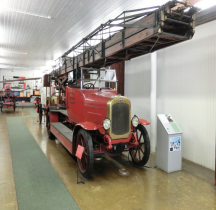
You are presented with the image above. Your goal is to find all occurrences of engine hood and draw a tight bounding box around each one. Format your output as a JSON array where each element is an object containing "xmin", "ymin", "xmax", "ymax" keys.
[{"xmin": 83, "ymin": 91, "xmax": 117, "ymax": 108}]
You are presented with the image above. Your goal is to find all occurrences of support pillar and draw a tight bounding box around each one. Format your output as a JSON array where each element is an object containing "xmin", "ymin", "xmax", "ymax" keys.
[{"xmin": 150, "ymin": 52, "xmax": 157, "ymax": 152}]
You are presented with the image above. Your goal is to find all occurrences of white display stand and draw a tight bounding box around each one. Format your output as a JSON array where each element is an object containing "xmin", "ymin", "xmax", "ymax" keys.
[{"xmin": 156, "ymin": 114, "xmax": 182, "ymax": 173}]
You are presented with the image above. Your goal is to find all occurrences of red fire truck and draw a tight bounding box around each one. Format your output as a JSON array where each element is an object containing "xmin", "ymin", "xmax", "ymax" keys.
[
  {"xmin": 45, "ymin": 67, "xmax": 150, "ymax": 178},
  {"xmin": 0, "ymin": 84, "xmax": 16, "ymax": 112}
]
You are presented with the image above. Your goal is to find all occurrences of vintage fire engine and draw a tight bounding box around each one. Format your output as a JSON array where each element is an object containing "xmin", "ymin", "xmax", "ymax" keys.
[
  {"xmin": 40, "ymin": 1, "xmax": 198, "ymax": 178},
  {"xmin": 0, "ymin": 84, "xmax": 17, "ymax": 112},
  {"xmin": 45, "ymin": 67, "xmax": 150, "ymax": 178}
]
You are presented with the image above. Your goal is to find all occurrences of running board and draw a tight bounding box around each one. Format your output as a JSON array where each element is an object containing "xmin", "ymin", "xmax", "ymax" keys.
[
  {"xmin": 50, "ymin": 122, "xmax": 73, "ymax": 153},
  {"xmin": 50, "ymin": 109, "xmax": 68, "ymax": 117}
]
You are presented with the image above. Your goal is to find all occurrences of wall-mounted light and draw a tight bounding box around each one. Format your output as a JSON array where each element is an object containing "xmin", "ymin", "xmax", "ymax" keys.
[{"xmin": 3, "ymin": 7, "xmax": 52, "ymax": 19}]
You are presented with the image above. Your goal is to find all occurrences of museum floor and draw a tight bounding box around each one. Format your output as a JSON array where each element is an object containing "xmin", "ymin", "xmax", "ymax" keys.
[{"xmin": 0, "ymin": 108, "xmax": 215, "ymax": 210}]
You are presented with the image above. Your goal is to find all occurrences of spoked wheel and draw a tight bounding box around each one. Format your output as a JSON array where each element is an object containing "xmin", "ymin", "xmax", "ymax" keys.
[
  {"xmin": 77, "ymin": 129, "xmax": 94, "ymax": 178},
  {"xmin": 46, "ymin": 112, "xmax": 55, "ymax": 140},
  {"xmin": 129, "ymin": 124, "xmax": 150, "ymax": 167}
]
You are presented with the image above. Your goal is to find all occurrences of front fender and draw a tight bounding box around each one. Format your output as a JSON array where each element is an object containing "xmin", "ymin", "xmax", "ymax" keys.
[
  {"xmin": 139, "ymin": 118, "xmax": 150, "ymax": 125},
  {"xmin": 72, "ymin": 122, "xmax": 98, "ymax": 155},
  {"xmin": 75, "ymin": 121, "xmax": 98, "ymax": 131}
]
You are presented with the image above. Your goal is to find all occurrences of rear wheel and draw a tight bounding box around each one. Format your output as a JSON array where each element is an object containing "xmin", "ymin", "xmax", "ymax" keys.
[
  {"xmin": 47, "ymin": 112, "xmax": 55, "ymax": 139},
  {"xmin": 39, "ymin": 104, "xmax": 42, "ymax": 124},
  {"xmin": 77, "ymin": 129, "xmax": 94, "ymax": 178},
  {"xmin": 129, "ymin": 124, "xmax": 150, "ymax": 167}
]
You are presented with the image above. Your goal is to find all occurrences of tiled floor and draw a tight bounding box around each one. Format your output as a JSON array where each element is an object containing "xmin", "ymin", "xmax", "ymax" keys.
[{"xmin": 1, "ymin": 108, "xmax": 215, "ymax": 210}]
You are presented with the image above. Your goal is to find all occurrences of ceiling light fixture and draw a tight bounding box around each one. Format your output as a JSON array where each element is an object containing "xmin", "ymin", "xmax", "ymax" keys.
[
  {"xmin": 194, "ymin": 0, "xmax": 216, "ymax": 10},
  {"xmin": 4, "ymin": 7, "xmax": 51, "ymax": 19},
  {"xmin": 0, "ymin": 49, "xmax": 27, "ymax": 54},
  {"xmin": 9, "ymin": 51, "xmax": 27, "ymax": 55},
  {"xmin": 0, "ymin": 63, "xmax": 29, "ymax": 69}
]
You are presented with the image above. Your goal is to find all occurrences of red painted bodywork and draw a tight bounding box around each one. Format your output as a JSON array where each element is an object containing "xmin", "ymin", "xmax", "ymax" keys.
[
  {"xmin": 139, "ymin": 118, "xmax": 150, "ymax": 125},
  {"xmin": 102, "ymin": 132, "xmax": 139, "ymax": 150},
  {"xmin": 48, "ymin": 85, "xmax": 150, "ymax": 156},
  {"xmin": 50, "ymin": 112, "xmax": 59, "ymax": 122},
  {"xmin": 0, "ymin": 87, "xmax": 16, "ymax": 110},
  {"xmin": 75, "ymin": 122, "xmax": 98, "ymax": 131},
  {"xmin": 2, "ymin": 100, "xmax": 14, "ymax": 107},
  {"xmin": 51, "ymin": 125, "xmax": 73, "ymax": 154},
  {"xmin": 66, "ymin": 86, "xmax": 117, "ymax": 128}
]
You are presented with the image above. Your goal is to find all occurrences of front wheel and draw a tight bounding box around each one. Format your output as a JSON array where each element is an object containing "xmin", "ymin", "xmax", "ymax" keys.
[
  {"xmin": 76, "ymin": 129, "xmax": 94, "ymax": 178},
  {"xmin": 129, "ymin": 124, "xmax": 150, "ymax": 167}
]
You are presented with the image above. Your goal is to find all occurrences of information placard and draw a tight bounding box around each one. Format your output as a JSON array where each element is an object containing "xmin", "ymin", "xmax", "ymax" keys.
[
  {"xmin": 75, "ymin": 145, "xmax": 84, "ymax": 160},
  {"xmin": 169, "ymin": 136, "xmax": 181, "ymax": 152}
]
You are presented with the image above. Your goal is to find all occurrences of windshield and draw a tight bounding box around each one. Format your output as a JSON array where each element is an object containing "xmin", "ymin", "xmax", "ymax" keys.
[{"xmin": 80, "ymin": 67, "xmax": 117, "ymax": 90}]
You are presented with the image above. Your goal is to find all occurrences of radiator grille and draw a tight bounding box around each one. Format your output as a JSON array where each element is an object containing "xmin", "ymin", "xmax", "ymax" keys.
[{"xmin": 111, "ymin": 103, "xmax": 130, "ymax": 135}]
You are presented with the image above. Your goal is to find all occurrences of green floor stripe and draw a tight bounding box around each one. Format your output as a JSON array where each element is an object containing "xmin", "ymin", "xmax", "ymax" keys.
[
  {"xmin": 27, "ymin": 108, "xmax": 38, "ymax": 117},
  {"xmin": 7, "ymin": 110, "xmax": 79, "ymax": 210}
]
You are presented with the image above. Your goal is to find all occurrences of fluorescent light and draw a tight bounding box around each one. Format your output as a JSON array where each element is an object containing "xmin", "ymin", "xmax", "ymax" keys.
[
  {"xmin": 10, "ymin": 51, "xmax": 27, "ymax": 55},
  {"xmin": 0, "ymin": 50, "xmax": 27, "ymax": 55},
  {"xmin": 4, "ymin": 7, "xmax": 51, "ymax": 19},
  {"xmin": 0, "ymin": 63, "xmax": 40, "ymax": 70},
  {"xmin": 0, "ymin": 63, "xmax": 27, "ymax": 68},
  {"xmin": 194, "ymin": 0, "xmax": 216, "ymax": 10},
  {"xmin": 13, "ymin": 66, "xmax": 28, "ymax": 69}
]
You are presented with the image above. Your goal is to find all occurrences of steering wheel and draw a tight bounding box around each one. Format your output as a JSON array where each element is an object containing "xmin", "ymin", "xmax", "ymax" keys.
[{"xmin": 83, "ymin": 83, "xmax": 94, "ymax": 89}]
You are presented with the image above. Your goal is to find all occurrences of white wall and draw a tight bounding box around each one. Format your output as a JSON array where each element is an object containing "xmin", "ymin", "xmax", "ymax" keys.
[
  {"xmin": 125, "ymin": 54, "xmax": 151, "ymax": 139},
  {"xmin": 125, "ymin": 20, "xmax": 216, "ymax": 170},
  {"xmin": 157, "ymin": 20, "xmax": 216, "ymax": 170}
]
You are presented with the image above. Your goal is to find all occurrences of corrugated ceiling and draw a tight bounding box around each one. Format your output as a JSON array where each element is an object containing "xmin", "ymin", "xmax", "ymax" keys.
[{"xmin": 0, "ymin": 0, "xmax": 168, "ymax": 71}]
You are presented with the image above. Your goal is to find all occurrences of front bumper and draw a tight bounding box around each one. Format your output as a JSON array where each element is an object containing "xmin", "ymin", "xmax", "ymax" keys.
[{"xmin": 103, "ymin": 132, "xmax": 139, "ymax": 150}]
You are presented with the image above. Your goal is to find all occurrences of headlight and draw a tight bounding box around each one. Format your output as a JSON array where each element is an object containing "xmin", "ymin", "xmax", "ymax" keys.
[
  {"xmin": 103, "ymin": 118, "xmax": 111, "ymax": 130},
  {"xmin": 132, "ymin": 115, "xmax": 139, "ymax": 127}
]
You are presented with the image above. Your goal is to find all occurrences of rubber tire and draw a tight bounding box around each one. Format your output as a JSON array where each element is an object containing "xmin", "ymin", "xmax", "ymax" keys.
[
  {"xmin": 76, "ymin": 129, "xmax": 94, "ymax": 179},
  {"xmin": 47, "ymin": 112, "xmax": 55, "ymax": 140},
  {"xmin": 39, "ymin": 104, "xmax": 42, "ymax": 124},
  {"xmin": 129, "ymin": 124, "xmax": 150, "ymax": 167}
]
